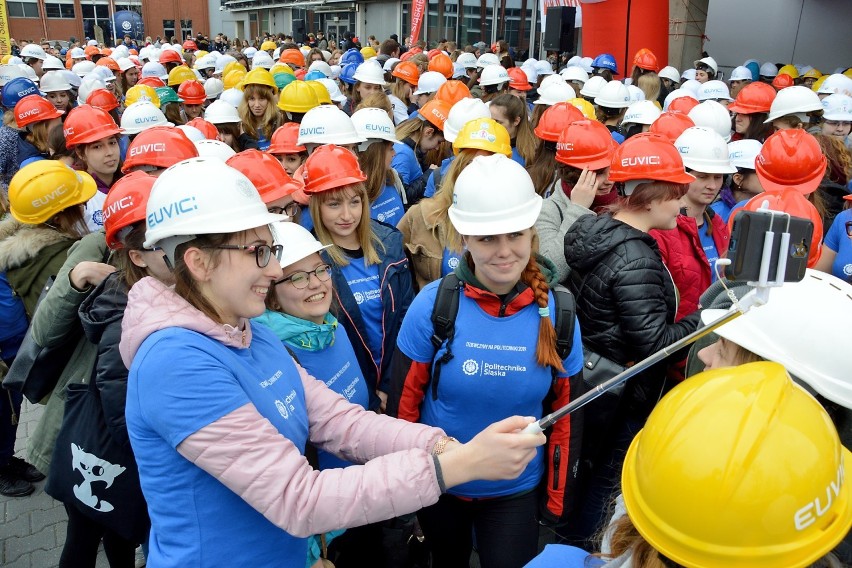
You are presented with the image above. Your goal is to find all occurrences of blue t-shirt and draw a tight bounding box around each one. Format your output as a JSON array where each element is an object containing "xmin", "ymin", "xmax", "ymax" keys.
[
  {"xmin": 524, "ymin": 544, "xmax": 600, "ymax": 568},
  {"xmin": 397, "ymin": 280, "xmax": 584, "ymax": 498},
  {"xmin": 440, "ymin": 248, "xmax": 463, "ymax": 277},
  {"xmin": 697, "ymin": 223, "xmax": 720, "ymax": 282},
  {"xmin": 370, "ymin": 183, "xmax": 404, "ymax": 227},
  {"xmin": 424, "ymin": 156, "xmax": 454, "ymax": 199},
  {"xmin": 510, "ymin": 146, "xmax": 526, "ymax": 167},
  {"xmin": 340, "ymin": 254, "xmax": 383, "ymax": 368},
  {"xmin": 299, "ymin": 204, "xmax": 314, "ymax": 232},
  {"xmin": 288, "ymin": 331, "xmax": 370, "ymax": 470},
  {"xmin": 126, "ymin": 324, "xmax": 310, "ymax": 567},
  {"xmin": 0, "ymin": 271, "xmax": 28, "ymax": 362},
  {"xmin": 825, "ymin": 208, "xmax": 852, "ymax": 281},
  {"xmin": 710, "ymin": 199, "xmax": 733, "ymax": 223},
  {"xmin": 391, "ymin": 142, "xmax": 423, "ymax": 186}
]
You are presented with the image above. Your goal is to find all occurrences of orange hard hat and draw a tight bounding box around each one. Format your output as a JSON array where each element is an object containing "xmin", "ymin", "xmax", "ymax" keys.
[
  {"xmin": 755, "ymin": 129, "xmax": 827, "ymax": 195},
  {"xmin": 268, "ymin": 123, "xmax": 306, "ymax": 155},
  {"xmin": 727, "ymin": 81, "xmax": 777, "ymax": 114},
  {"xmin": 86, "ymin": 89, "xmax": 120, "ymax": 112},
  {"xmin": 177, "ymin": 80, "xmax": 207, "ymax": 105},
  {"xmin": 302, "ymin": 144, "xmax": 367, "ymax": 194},
  {"xmin": 633, "ymin": 48, "xmax": 659, "ymax": 72},
  {"xmin": 428, "ymin": 53, "xmax": 453, "ymax": 79},
  {"xmin": 427, "ymin": 49, "xmax": 442, "ymax": 60},
  {"xmin": 555, "ymin": 119, "xmax": 617, "ymax": 170},
  {"xmin": 227, "ymin": 149, "xmax": 303, "ymax": 203},
  {"xmin": 122, "ymin": 126, "xmax": 199, "ymax": 173},
  {"xmin": 102, "ymin": 171, "xmax": 156, "ymax": 249},
  {"xmin": 159, "ymin": 50, "xmax": 183, "ymax": 65},
  {"xmin": 417, "ymin": 99, "xmax": 452, "ymax": 131},
  {"xmin": 668, "ymin": 96, "xmax": 699, "ymax": 114},
  {"xmin": 137, "ymin": 76, "xmax": 166, "ymax": 89},
  {"xmin": 649, "ymin": 111, "xmax": 695, "ymax": 143},
  {"xmin": 534, "ymin": 102, "xmax": 586, "ymax": 142},
  {"xmin": 507, "ymin": 67, "xmax": 532, "ymax": 91},
  {"xmin": 279, "ymin": 49, "xmax": 306, "ymax": 68},
  {"xmin": 14, "ymin": 95, "xmax": 63, "ymax": 129},
  {"xmin": 63, "ymin": 104, "xmax": 123, "ymax": 148},
  {"xmin": 435, "ymin": 81, "xmax": 471, "ymax": 105},
  {"xmin": 772, "ymin": 73, "xmax": 795, "ymax": 90},
  {"xmin": 84, "ymin": 45, "xmax": 99, "ymax": 58},
  {"xmin": 186, "ymin": 117, "xmax": 219, "ymax": 140},
  {"xmin": 392, "ymin": 61, "xmax": 420, "ymax": 86},
  {"xmin": 96, "ymin": 57, "xmax": 120, "ymax": 71},
  {"xmin": 608, "ymin": 132, "xmax": 695, "ymax": 184},
  {"xmin": 100, "ymin": 48, "xmax": 112, "ymax": 56}
]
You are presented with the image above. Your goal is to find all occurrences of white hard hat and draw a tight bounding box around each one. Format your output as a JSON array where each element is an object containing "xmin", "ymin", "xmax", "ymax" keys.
[
  {"xmin": 479, "ymin": 65, "xmax": 510, "ymax": 87},
  {"xmin": 764, "ymin": 86, "xmax": 823, "ymax": 123},
  {"xmin": 111, "ymin": 46, "xmax": 129, "ymax": 59},
  {"xmin": 759, "ymin": 62, "xmax": 778, "ymax": 78},
  {"xmin": 20, "ymin": 64, "xmax": 39, "ymax": 83},
  {"xmin": 87, "ymin": 40, "xmax": 98, "ymax": 47},
  {"xmin": 456, "ymin": 52, "xmax": 477, "ymax": 69},
  {"xmin": 444, "ymin": 98, "xmax": 490, "ymax": 143},
  {"xmin": 143, "ymin": 157, "xmax": 285, "ymax": 259},
  {"xmin": 693, "ymin": 56, "xmax": 718, "ymax": 74},
  {"xmin": 697, "ymin": 80, "xmax": 732, "ymax": 102},
  {"xmin": 382, "ymin": 58, "xmax": 400, "ymax": 73},
  {"xmin": 663, "ymin": 88, "xmax": 698, "ymax": 111},
  {"xmin": 533, "ymin": 80, "xmax": 575, "ymax": 106},
  {"xmin": 0, "ymin": 64, "xmax": 25, "ymax": 87},
  {"xmin": 142, "ymin": 61, "xmax": 168, "ymax": 80},
  {"xmin": 413, "ymin": 71, "xmax": 447, "ymax": 95},
  {"xmin": 70, "ymin": 47, "xmax": 86, "ymax": 59},
  {"xmin": 701, "ymin": 270, "xmax": 852, "ymax": 409},
  {"xmin": 452, "ymin": 63, "xmax": 467, "ymax": 80},
  {"xmin": 329, "ymin": 65, "xmax": 342, "ymax": 80},
  {"xmin": 194, "ymin": 139, "xmax": 237, "ymax": 161},
  {"xmin": 540, "ymin": 74, "xmax": 567, "ymax": 90},
  {"xmin": 39, "ymin": 71, "xmax": 72, "ymax": 92},
  {"xmin": 566, "ymin": 56, "xmax": 582, "ymax": 67},
  {"xmin": 729, "ymin": 66, "xmax": 753, "ymax": 82},
  {"xmin": 522, "ymin": 65, "xmax": 538, "ymax": 85},
  {"xmin": 688, "ymin": 100, "xmax": 733, "ymax": 142},
  {"xmin": 271, "ymin": 221, "xmax": 331, "ymax": 269},
  {"xmin": 177, "ymin": 124, "xmax": 206, "ymax": 143},
  {"xmin": 680, "ymin": 79, "xmax": 702, "ymax": 96},
  {"xmin": 449, "ymin": 154, "xmax": 542, "ymax": 235},
  {"xmin": 77, "ymin": 77, "xmax": 106, "ymax": 105},
  {"xmin": 117, "ymin": 57, "xmax": 136, "ymax": 73},
  {"xmin": 579, "ymin": 75, "xmax": 607, "ymax": 98},
  {"xmin": 308, "ymin": 60, "xmax": 333, "ymax": 78},
  {"xmin": 91, "ymin": 66, "xmax": 116, "ymax": 83},
  {"xmin": 351, "ymin": 107, "xmax": 399, "ymax": 149},
  {"xmin": 316, "ymin": 78, "xmax": 347, "ymax": 103},
  {"xmin": 243, "ymin": 46, "xmax": 258, "ymax": 58},
  {"xmin": 535, "ymin": 60, "xmax": 554, "ymax": 76},
  {"xmin": 353, "ymin": 61, "xmax": 386, "ymax": 86},
  {"xmin": 72, "ymin": 60, "xmax": 96, "ymax": 78},
  {"xmin": 120, "ymin": 102, "xmax": 173, "ymax": 135},
  {"xmin": 818, "ymin": 74, "xmax": 852, "ymax": 96},
  {"xmin": 658, "ymin": 66, "xmax": 680, "ymax": 83},
  {"xmin": 675, "ymin": 126, "xmax": 736, "ymax": 174},
  {"xmin": 595, "ymin": 80, "xmax": 631, "ymax": 108},
  {"xmin": 59, "ymin": 70, "xmax": 81, "ymax": 88},
  {"xmin": 627, "ymin": 84, "xmax": 646, "ymax": 102},
  {"xmin": 214, "ymin": 54, "xmax": 237, "ymax": 75},
  {"xmin": 476, "ymin": 53, "xmax": 500, "ymax": 68},
  {"xmin": 561, "ymin": 66, "xmax": 589, "ymax": 84},
  {"xmin": 42, "ymin": 55, "xmax": 64, "ymax": 71},
  {"xmin": 252, "ymin": 51, "xmax": 274, "ymax": 70},
  {"xmin": 579, "ymin": 57, "xmax": 594, "ymax": 73},
  {"xmin": 204, "ymin": 77, "xmax": 225, "ymax": 100},
  {"xmin": 20, "ymin": 44, "xmax": 47, "ymax": 61},
  {"xmin": 821, "ymin": 94, "xmax": 852, "ymax": 121},
  {"xmin": 147, "ymin": 48, "xmax": 162, "ymax": 63},
  {"xmin": 623, "ymin": 100, "xmax": 662, "ymax": 125},
  {"xmin": 681, "ymin": 68, "xmax": 697, "ymax": 81},
  {"xmin": 203, "ymin": 100, "xmax": 241, "ymax": 124},
  {"xmin": 297, "ymin": 105, "xmax": 365, "ymax": 146},
  {"xmin": 219, "ymin": 88, "xmax": 245, "ymax": 107},
  {"xmin": 727, "ymin": 139, "xmax": 762, "ymax": 170},
  {"xmin": 193, "ymin": 55, "xmax": 213, "ymax": 70}
]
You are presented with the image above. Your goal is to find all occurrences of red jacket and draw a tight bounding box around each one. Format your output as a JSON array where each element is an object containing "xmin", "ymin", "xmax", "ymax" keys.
[{"xmin": 651, "ymin": 210, "xmax": 729, "ymax": 321}]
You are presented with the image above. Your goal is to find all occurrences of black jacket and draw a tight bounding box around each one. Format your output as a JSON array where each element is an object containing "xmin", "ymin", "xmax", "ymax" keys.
[{"xmin": 564, "ymin": 213, "xmax": 699, "ymax": 416}]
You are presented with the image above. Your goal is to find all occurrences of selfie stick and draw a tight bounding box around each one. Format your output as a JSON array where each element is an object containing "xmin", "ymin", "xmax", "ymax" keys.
[{"xmin": 523, "ymin": 203, "xmax": 790, "ymax": 435}]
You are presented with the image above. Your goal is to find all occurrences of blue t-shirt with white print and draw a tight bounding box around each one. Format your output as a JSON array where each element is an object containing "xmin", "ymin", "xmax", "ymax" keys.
[
  {"xmin": 340, "ymin": 254, "xmax": 383, "ymax": 369},
  {"xmin": 370, "ymin": 183, "xmax": 404, "ymax": 227}
]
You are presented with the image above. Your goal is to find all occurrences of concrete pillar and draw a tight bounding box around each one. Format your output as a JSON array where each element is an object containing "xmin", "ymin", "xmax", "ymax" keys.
[{"xmin": 668, "ymin": 0, "xmax": 708, "ymax": 72}]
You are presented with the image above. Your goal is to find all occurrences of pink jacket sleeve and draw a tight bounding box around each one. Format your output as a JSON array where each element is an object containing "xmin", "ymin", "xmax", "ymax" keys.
[{"xmin": 177, "ymin": 366, "xmax": 446, "ymax": 537}]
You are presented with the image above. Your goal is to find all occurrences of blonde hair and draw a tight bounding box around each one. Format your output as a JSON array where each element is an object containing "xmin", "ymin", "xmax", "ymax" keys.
[
  {"xmin": 489, "ymin": 93, "xmax": 538, "ymax": 163},
  {"xmin": 391, "ymin": 76, "xmax": 412, "ymax": 102},
  {"xmin": 358, "ymin": 140, "xmax": 393, "ymax": 202},
  {"xmin": 310, "ymin": 183, "xmax": 385, "ymax": 266},
  {"xmin": 238, "ymin": 83, "xmax": 279, "ymax": 140},
  {"xmin": 433, "ymin": 149, "xmax": 478, "ymax": 252},
  {"xmin": 637, "ymin": 72, "xmax": 661, "ymax": 103},
  {"xmin": 26, "ymin": 119, "xmax": 55, "ymax": 153}
]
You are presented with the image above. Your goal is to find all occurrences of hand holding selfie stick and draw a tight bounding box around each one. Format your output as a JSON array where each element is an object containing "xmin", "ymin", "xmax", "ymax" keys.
[{"xmin": 524, "ymin": 202, "xmax": 798, "ymax": 435}]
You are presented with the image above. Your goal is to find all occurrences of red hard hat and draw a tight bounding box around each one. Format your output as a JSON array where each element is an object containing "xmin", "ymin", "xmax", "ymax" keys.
[
  {"xmin": 555, "ymin": 120, "xmax": 617, "ymax": 170},
  {"xmin": 96, "ymin": 57, "xmax": 120, "ymax": 71},
  {"xmin": 428, "ymin": 53, "xmax": 453, "ymax": 79},
  {"xmin": 507, "ymin": 67, "xmax": 532, "ymax": 91},
  {"xmin": 182, "ymin": 40, "xmax": 198, "ymax": 51},
  {"xmin": 427, "ymin": 49, "xmax": 442, "ymax": 60},
  {"xmin": 159, "ymin": 50, "xmax": 183, "ymax": 65},
  {"xmin": 86, "ymin": 89, "xmax": 120, "ymax": 112},
  {"xmin": 14, "ymin": 95, "xmax": 63, "ymax": 128},
  {"xmin": 302, "ymin": 144, "xmax": 367, "ymax": 194},
  {"xmin": 727, "ymin": 81, "xmax": 777, "ymax": 114},
  {"xmin": 418, "ymin": 99, "xmax": 452, "ymax": 131},
  {"xmin": 279, "ymin": 49, "xmax": 305, "ymax": 68},
  {"xmin": 772, "ymin": 73, "xmax": 795, "ymax": 90},
  {"xmin": 668, "ymin": 96, "xmax": 699, "ymax": 114},
  {"xmin": 137, "ymin": 76, "xmax": 166, "ymax": 89},
  {"xmin": 227, "ymin": 149, "xmax": 302, "ymax": 203},
  {"xmin": 177, "ymin": 80, "xmax": 206, "ymax": 105},
  {"xmin": 102, "ymin": 171, "xmax": 156, "ymax": 249},
  {"xmin": 268, "ymin": 123, "xmax": 306, "ymax": 155},
  {"xmin": 608, "ymin": 132, "xmax": 695, "ymax": 184},
  {"xmin": 649, "ymin": 111, "xmax": 695, "ymax": 143},
  {"xmin": 122, "ymin": 126, "xmax": 199, "ymax": 173},
  {"xmin": 755, "ymin": 129, "xmax": 827, "ymax": 195},
  {"xmin": 392, "ymin": 61, "xmax": 420, "ymax": 86},
  {"xmin": 633, "ymin": 48, "xmax": 659, "ymax": 72},
  {"xmin": 63, "ymin": 104, "xmax": 123, "ymax": 148},
  {"xmin": 186, "ymin": 117, "xmax": 219, "ymax": 140},
  {"xmin": 534, "ymin": 102, "xmax": 586, "ymax": 142},
  {"xmin": 435, "ymin": 81, "xmax": 471, "ymax": 105}
]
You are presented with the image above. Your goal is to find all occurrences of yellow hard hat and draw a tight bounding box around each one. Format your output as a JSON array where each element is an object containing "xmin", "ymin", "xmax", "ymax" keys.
[
  {"xmin": 223, "ymin": 61, "xmax": 245, "ymax": 77},
  {"xmin": 812, "ymin": 75, "xmax": 828, "ymax": 92},
  {"xmin": 261, "ymin": 40, "xmax": 277, "ymax": 52},
  {"xmin": 452, "ymin": 118, "xmax": 512, "ymax": 156},
  {"xmin": 124, "ymin": 84, "xmax": 161, "ymax": 108},
  {"xmin": 2, "ymin": 55, "xmax": 13, "ymax": 65},
  {"xmin": 270, "ymin": 63, "xmax": 295, "ymax": 77},
  {"xmin": 622, "ymin": 362, "xmax": 852, "ymax": 568},
  {"xmin": 844, "ymin": 68, "xmax": 852, "ymax": 79},
  {"xmin": 243, "ymin": 67, "xmax": 278, "ymax": 93},
  {"xmin": 277, "ymin": 80, "xmax": 320, "ymax": 113},
  {"xmin": 360, "ymin": 46, "xmax": 377, "ymax": 60},
  {"xmin": 167, "ymin": 65, "xmax": 196, "ymax": 87},
  {"xmin": 568, "ymin": 97, "xmax": 596, "ymax": 120},
  {"xmin": 9, "ymin": 161, "xmax": 97, "ymax": 225},
  {"xmin": 802, "ymin": 68, "xmax": 823, "ymax": 80},
  {"xmin": 223, "ymin": 68, "xmax": 247, "ymax": 91},
  {"xmin": 778, "ymin": 64, "xmax": 799, "ymax": 79},
  {"xmin": 306, "ymin": 80, "xmax": 332, "ymax": 105},
  {"xmin": 195, "ymin": 50, "xmax": 209, "ymax": 59}
]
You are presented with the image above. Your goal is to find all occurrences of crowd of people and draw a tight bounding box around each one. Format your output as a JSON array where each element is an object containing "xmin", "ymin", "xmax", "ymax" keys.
[{"xmin": 1, "ymin": 31, "xmax": 852, "ymax": 568}]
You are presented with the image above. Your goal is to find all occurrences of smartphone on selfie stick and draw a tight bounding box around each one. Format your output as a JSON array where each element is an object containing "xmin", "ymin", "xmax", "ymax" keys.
[{"xmin": 524, "ymin": 204, "xmax": 814, "ymax": 435}]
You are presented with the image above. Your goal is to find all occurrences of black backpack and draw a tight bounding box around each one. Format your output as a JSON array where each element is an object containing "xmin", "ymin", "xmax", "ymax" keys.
[{"xmin": 427, "ymin": 273, "xmax": 576, "ymax": 400}]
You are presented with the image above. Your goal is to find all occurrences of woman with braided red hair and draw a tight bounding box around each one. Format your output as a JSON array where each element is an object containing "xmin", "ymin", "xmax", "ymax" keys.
[{"xmin": 387, "ymin": 153, "xmax": 585, "ymax": 568}]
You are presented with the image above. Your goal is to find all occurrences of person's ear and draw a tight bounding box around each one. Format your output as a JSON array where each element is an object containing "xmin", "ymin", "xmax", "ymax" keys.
[
  {"xmin": 128, "ymin": 249, "xmax": 147, "ymax": 268},
  {"xmin": 732, "ymin": 173, "xmax": 743, "ymax": 187},
  {"xmin": 183, "ymin": 247, "xmax": 215, "ymax": 282}
]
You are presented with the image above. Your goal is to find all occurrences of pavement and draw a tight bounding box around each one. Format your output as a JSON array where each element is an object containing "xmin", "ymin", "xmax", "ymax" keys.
[{"xmin": 1, "ymin": 400, "xmax": 112, "ymax": 568}]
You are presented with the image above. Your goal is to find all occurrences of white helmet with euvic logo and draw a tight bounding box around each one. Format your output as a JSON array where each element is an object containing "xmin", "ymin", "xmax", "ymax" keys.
[
  {"xmin": 20, "ymin": 44, "xmax": 47, "ymax": 61},
  {"xmin": 351, "ymin": 107, "xmax": 399, "ymax": 150},
  {"xmin": 449, "ymin": 153, "xmax": 542, "ymax": 236},
  {"xmin": 727, "ymin": 139, "xmax": 762, "ymax": 170},
  {"xmin": 697, "ymin": 80, "xmax": 732, "ymax": 102},
  {"xmin": 143, "ymin": 157, "xmax": 286, "ymax": 263},
  {"xmin": 297, "ymin": 104, "xmax": 365, "ymax": 146},
  {"xmin": 623, "ymin": 100, "xmax": 662, "ymax": 126},
  {"xmin": 121, "ymin": 102, "xmax": 173, "ymax": 135},
  {"xmin": 675, "ymin": 126, "xmax": 737, "ymax": 174},
  {"xmin": 478, "ymin": 65, "xmax": 510, "ymax": 87}
]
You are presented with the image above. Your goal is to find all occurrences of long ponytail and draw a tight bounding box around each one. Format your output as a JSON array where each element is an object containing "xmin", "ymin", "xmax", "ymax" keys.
[{"xmin": 520, "ymin": 251, "xmax": 565, "ymax": 373}]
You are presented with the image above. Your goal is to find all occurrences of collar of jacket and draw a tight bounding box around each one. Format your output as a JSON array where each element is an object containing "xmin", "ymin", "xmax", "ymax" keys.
[
  {"xmin": 0, "ymin": 216, "xmax": 71, "ymax": 272},
  {"xmin": 253, "ymin": 309, "xmax": 338, "ymax": 352}
]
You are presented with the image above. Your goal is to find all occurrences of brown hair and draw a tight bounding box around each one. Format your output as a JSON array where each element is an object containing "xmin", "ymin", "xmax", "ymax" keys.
[
  {"xmin": 48, "ymin": 203, "xmax": 89, "ymax": 239},
  {"xmin": 616, "ymin": 181, "xmax": 689, "ymax": 212},
  {"xmin": 310, "ymin": 183, "xmax": 384, "ymax": 266},
  {"xmin": 238, "ymin": 83, "xmax": 279, "ymax": 140},
  {"xmin": 390, "ymin": 76, "xmax": 412, "ymax": 103},
  {"xmin": 598, "ymin": 515, "xmax": 672, "ymax": 568},
  {"xmin": 739, "ymin": 112, "xmax": 774, "ymax": 142},
  {"xmin": 48, "ymin": 124, "xmax": 74, "ymax": 161},
  {"xmin": 489, "ymin": 94, "xmax": 538, "ymax": 163},
  {"xmin": 432, "ymin": 148, "xmax": 480, "ymax": 252},
  {"xmin": 358, "ymin": 140, "xmax": 393, "ymax": 202},
  {"xmin": 162, "ymin": 102, "xmax": 184, "ymax": 125},
  {"xmin": 814, "ymin": 132, "xmax": 851, "ymax": 185},
  {"xmin": 114, "ymin": 222, "xmax": 149, "ymax": 287},
  {"xmin": 356, "ymin": 91, "xmax": 393, "ymax": 118},
  {"xmin": 526, "ymin": 140, "xmax": 559, "ymax": 195},
  {"xmin": 216, "ymin": 122, "xmax": 243, "ymax": 152},
  {"xmin": 773, "ymin": 114, "xmax": 804, "ymax": 130},
  {"xmin": 529, "ymin": 104, "xmax": 547, "ymax": 130},
  {"xmin": 26, "ymin": 119, "xmax": 56, "ymax": 153}
]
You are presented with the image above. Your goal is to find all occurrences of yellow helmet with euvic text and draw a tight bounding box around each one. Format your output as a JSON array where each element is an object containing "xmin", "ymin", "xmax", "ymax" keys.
[{"xmin": 8, "ymin": 160, "xmax": 97, "ymax": 225}]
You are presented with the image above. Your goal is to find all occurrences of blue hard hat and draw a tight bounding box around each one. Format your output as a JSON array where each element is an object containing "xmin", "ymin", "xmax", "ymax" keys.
[
  {"xmin": 274, "ymin": 72, "xmax": 296, "ymax": 90},
  {"xmin": 592, "ymin": 53, "xmax": 618, "ymax": 74},
  {"xmin": 304, "ymin": 70, "xmax": 326, "ymax": 82},
  {"xmin": 338, "ymin": 63, "xmax": 358, "ymax": 86},
  {"xmin": 2, "ymin": 77, "xmax": 41, "ymax": 110},
  {"xmin": 340, "ymin": 48, "xmax": 364, "ymax": 67},
  {"xmin": 745, "ymin": 60, "xmax": 760, "ymax": 82}
]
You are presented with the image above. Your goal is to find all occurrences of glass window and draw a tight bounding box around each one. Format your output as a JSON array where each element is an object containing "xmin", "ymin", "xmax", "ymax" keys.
[
  {"xmin": 163, "ymin": 20, "xmax": 176, "ymax": 41},
  {"xmin": 181, "ymin": 19, "xmax": 193, "ymax": 40},
  {"xmin": 45, "ymin": 3, "xmax": 75, "ymax": 18},
  {"xmin": 8, "ymin": 1, "xmax": 40, "ymax": 18},
  {"xmin": 401, "ymin": 2, "xmax": 411, "ymax": 41}
]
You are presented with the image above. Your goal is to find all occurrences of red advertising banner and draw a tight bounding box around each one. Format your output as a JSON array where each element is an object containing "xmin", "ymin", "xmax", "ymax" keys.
[{"xmin": 407, "ymin": 0, "xmax": 427, "ymax": 47}]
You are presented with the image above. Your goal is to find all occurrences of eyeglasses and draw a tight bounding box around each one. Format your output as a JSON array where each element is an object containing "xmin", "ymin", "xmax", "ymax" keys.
[
  {"xmin": 275, "ymin": 264, "xmax": 332, "ymax": 289},
  {"xmin": 825, "ymin": 120, "xmax": 851, "ymax": 128},
  {"xmin": 268, "ymin": 202, "xmax": 301, "ymax": 218},
  {"xmin": 203, "ymin": 243, "xmax": 283, "ymax": 268}
]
